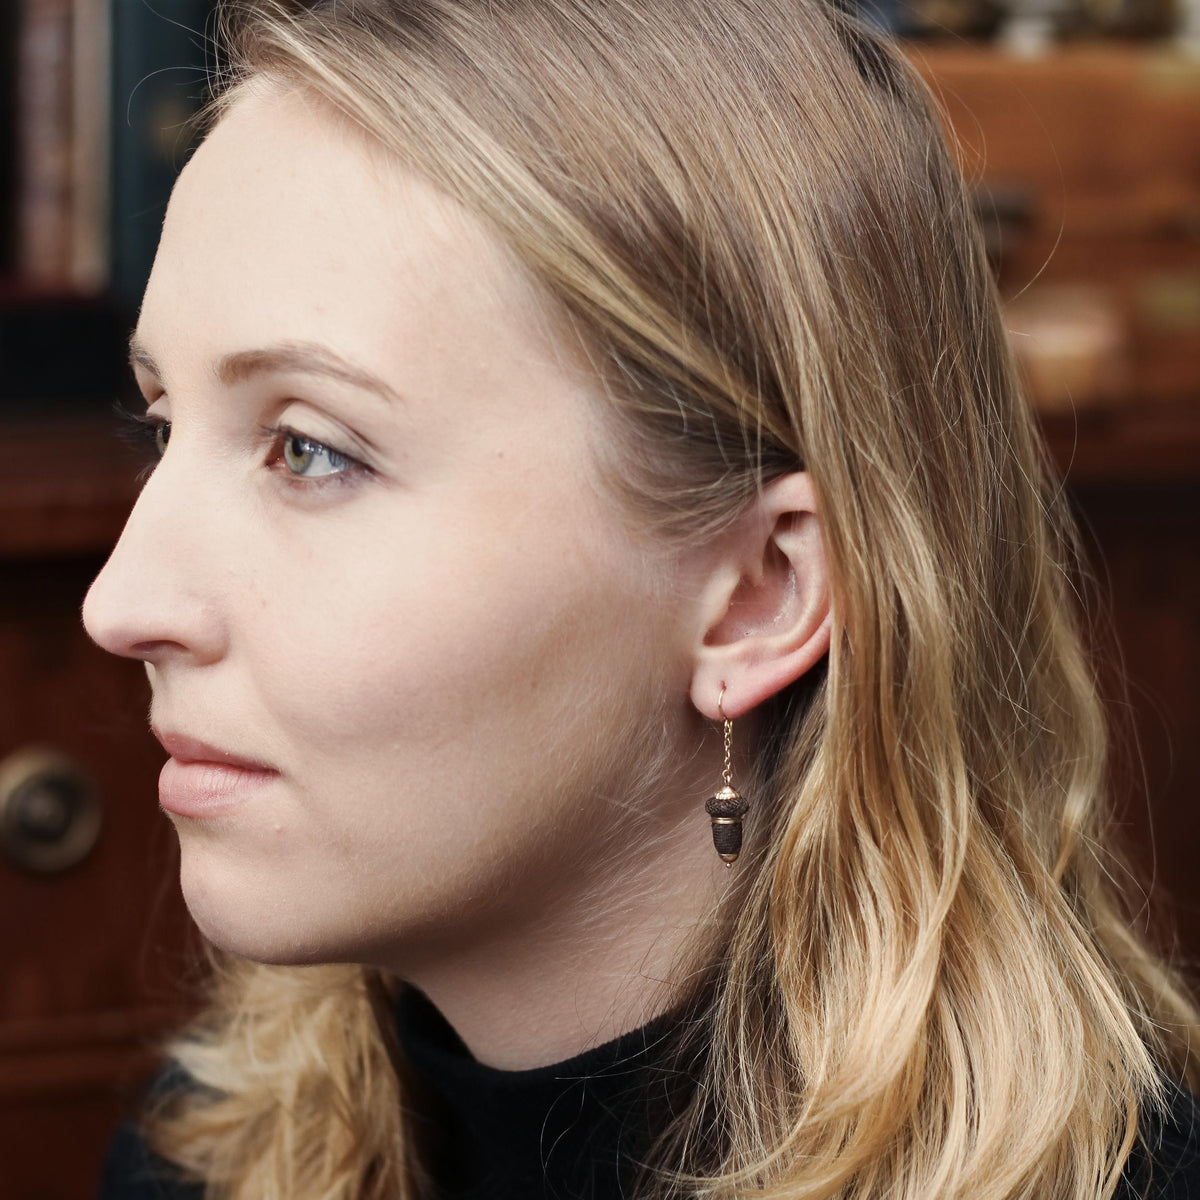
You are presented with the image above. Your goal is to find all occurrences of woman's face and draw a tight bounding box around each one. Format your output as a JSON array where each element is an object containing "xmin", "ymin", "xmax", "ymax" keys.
[{"xmin": 82, "ymin": 82, "xmax": 713, "ymax": 975}]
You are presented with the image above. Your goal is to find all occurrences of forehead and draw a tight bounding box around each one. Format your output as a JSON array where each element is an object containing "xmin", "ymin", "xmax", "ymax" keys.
[{"xmin": 140, "ymin": 81, "xmax": 563, "ymax": 395}]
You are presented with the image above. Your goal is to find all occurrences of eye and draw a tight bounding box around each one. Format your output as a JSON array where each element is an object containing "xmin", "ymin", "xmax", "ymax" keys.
[
  {"xmin": 113, "ymin": 405, "xmax": 368, "ymax": 490},
  {"xmin": 113, "ymin": 404, "xmax": 171, "ymax": 462},
  {"xmin": 272, "ymin": 428, "xmax": 361, "ymax": 482}
]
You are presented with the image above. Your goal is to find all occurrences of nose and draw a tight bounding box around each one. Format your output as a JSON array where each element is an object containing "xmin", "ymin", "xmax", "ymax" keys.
[{"xmin": 82, "ymin": 450, "xmax": 228, "ymax": 667}]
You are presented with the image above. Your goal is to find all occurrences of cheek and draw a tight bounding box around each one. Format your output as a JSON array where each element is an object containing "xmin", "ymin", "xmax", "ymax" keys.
[
  {"xmin": 186, "ymin": 483, "xmax": 678, "ymax": 962},
  {"xmin": 243, "ymin": 482, "xmax": 663, "ymax": 818}
]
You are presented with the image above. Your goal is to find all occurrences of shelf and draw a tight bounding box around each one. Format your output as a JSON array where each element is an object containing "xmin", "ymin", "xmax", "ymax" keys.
[
  {"xmin": 0, "ymin": 279, "xmax": 110, "ymax": 306},
  {"xmin": 1041, "ymin": 399, "xmax": 1200, "ymax": 485},
  {"xmin": 0, "ymin": 413, "xmax": 143, "ymax": 559}
]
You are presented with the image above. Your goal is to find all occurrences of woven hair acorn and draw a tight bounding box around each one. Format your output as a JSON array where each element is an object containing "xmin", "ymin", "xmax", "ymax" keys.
[{"xmin": 706, "ymin": 685, "xmax": 749, "ymax": 866}]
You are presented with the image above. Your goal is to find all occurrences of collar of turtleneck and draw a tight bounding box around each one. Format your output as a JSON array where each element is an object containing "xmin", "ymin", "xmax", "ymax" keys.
[{"xmin": 392, "ymin": 986, "xmax": 686, "ymax": 1200}]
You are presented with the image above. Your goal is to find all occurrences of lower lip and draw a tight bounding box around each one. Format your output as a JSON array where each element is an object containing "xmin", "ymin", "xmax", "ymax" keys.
[{"xmin": 159, "ymin": 757, "xmax": 279, "ymax": 818}]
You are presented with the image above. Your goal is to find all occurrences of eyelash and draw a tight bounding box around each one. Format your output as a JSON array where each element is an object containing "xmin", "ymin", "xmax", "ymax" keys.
[{"xmin": 113, "ymin": 403, "xmax": 370, "ymax": 491}]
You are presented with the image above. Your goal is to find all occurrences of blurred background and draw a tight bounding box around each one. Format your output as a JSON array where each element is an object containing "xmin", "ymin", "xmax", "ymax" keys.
[{"xmin": 0, "ymin": 2, "xmax": 1198, "ymax": 1196}]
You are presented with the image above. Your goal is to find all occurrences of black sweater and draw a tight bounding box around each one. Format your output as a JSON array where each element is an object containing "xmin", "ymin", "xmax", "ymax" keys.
[{"xmin": 100, "ymin": 986, "xmax": 1200, "ymax": 1199}]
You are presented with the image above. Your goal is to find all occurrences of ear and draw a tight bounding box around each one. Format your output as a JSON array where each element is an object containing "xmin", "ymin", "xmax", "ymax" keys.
[{"xmin": 689, "ymin": 472, "xmax": 831, "ymax": 721}]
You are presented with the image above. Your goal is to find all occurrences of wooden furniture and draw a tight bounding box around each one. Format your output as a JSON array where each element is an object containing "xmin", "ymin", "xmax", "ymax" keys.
[
  {"xmin": 907, "ymin": 44, "xmax": 1200, "ymax": 409},
  {"xmin": 0, "ymin": 414, "xmax": 193, "ymax": 1199},
  {"xmin": 905, "ymin": 44, "xmax": 1200, "ymax": 959}
]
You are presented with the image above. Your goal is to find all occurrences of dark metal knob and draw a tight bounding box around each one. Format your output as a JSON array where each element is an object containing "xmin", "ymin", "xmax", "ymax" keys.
[{"xmin": 0, "ymin": 748, "xmax": 101, "ymax": 874}]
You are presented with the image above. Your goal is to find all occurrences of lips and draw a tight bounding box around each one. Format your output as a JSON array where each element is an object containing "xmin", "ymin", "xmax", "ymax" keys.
[
  {"xmin": 152, "ymin": 727, "xmax": 276, "ymax": 773},
  {"xmin": 152, "ymin": 726, "xmax": 279, "ymax": 818}
]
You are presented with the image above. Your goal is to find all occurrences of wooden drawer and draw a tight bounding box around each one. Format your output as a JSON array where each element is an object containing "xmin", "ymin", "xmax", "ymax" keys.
[{"xmin": 0, "ymin": 417, "xmax": 191, "ymax": 1199}]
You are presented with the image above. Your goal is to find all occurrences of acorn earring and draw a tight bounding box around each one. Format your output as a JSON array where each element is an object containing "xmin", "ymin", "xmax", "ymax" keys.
[{"xmin": 706, "ymin": 684, "xmax": 750, "ymax": 867}]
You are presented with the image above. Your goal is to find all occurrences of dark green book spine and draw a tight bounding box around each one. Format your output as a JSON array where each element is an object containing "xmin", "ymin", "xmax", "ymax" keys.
[
  {"xmin": 109, "ymin": 0, "xmax": 217, "ymax": 315},
  {"xmin": 0, "ymin": 7, "xmax": 16, "ymax": 277}
]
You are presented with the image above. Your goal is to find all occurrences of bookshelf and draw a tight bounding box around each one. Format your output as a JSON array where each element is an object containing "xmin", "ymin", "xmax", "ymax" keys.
[
  {"xmin": 906, "ymin": 43, "xmax": 1200, "ymax": 417},
  {"xmin": 1, "ymin": 0, "xmax": 216, "ymax": 409},
  {"xmin": 0, "ymin": 10, "xmax": 218, "ymax": 1195},
  {"xmin": 906, "ymin": 43, "xmax": 1200, "ymax": 973}
]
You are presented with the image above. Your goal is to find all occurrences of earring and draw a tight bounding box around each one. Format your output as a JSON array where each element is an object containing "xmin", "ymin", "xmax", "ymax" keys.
[{"xmin": 705, "ymin": 684, "xmax": 750, "ymax": 867}]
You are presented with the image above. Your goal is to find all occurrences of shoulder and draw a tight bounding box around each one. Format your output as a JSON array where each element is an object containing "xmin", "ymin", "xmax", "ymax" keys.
[
  {"xmin": 1118, "ymin": 1082, "xmax": 1200, "ymax": 1200},
  {"xmin": 98, "ymin": 1120, "xmax": 203, "ymax": 1200},
  {"xmin": 97, "ymin": 1067, "xmax": 203, "ymax": 1200}
]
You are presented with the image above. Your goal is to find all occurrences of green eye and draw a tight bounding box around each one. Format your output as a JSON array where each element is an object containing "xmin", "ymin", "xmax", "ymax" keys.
[{"xmin": 280, "ymin": 431, "xmax": 354, "ymax": 479}]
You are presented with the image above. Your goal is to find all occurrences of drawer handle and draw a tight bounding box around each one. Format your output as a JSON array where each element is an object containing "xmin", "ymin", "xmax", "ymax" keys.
[{"xmin": 0, "ymin": 748, "xmax": 101, "ymax": 874}]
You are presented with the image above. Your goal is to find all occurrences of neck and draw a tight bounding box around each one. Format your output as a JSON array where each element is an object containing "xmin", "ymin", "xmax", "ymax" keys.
[{"xmin": 392, "ymin": 805, "xmax": 733, "ymax": 1069}]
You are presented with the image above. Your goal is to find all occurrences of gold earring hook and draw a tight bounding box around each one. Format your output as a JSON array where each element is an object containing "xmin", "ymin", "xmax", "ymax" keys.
[{"xmin": 717, "ymin": 682, "xmax": 728, "ymax": 722}]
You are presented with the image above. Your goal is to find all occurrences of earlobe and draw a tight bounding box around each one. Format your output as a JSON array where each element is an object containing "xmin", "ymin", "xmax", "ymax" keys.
[{"xmin": 688, "ymin": 473, "xmax": 832, "ymax": 721}]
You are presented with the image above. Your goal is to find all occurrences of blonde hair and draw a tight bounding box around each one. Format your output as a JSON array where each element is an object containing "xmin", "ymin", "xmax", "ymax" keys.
[{"xmin": 144, "ymin": 1, "xmax": 1200, "ymax": 1197}]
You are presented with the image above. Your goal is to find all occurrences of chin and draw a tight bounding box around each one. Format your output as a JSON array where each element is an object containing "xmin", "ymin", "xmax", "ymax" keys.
[
  {"xmin": 173, "ymin": 836, "xmax": 440, "ymax": 971},
  {"xmin": 181, "ymin": 892, "xmax": 318, "ymax": 966},
  {"xmin": 169, "ymin": 813, "xmax": 522, "ymax": 975},
  {"xmin": 175, "ymin": 841, "xmax": 342, "ymax": 965}
]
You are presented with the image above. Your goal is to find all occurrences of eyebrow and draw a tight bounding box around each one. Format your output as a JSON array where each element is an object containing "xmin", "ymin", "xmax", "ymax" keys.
[{"xmin": 127, "ymin": 337, "xmax": 405, "ymax": 408}]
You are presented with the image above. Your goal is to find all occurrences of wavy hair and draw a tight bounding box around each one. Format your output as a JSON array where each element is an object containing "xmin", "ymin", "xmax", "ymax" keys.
[{"xmin": 142, "ymin": 1, "xmax": 1200, "ymax": 1196}]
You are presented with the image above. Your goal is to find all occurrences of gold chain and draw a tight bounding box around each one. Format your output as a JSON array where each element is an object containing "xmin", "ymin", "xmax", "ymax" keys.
[{"xmin": 723, "ymin": 715, "xmax": 733, "ymax": 787}]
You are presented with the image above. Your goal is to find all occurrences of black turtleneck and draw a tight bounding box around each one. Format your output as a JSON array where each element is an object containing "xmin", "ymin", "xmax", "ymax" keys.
[
  {"xmin": 392, "ymin": 986, "xmax": 685, "ymax": 1199},
  {"xmin": 99, "ymin": 985, "xmax": 1200, "ymax": 1199}
]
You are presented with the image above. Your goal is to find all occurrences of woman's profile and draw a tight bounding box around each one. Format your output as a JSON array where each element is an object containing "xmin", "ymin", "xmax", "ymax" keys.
[{"xmin": 84, "ymin": 0, "xmax": 1200, "ymax": 1197}]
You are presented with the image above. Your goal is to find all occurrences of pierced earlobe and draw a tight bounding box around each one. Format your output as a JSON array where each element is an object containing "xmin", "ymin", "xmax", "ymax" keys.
[{"xmin": 705, "ymin": 684, "xmax": 750, "ymax": 867}]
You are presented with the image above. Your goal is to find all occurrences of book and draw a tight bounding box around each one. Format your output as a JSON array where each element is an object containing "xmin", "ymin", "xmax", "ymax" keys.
[
  {"xmin": 15, "ymin": 0, "xmax": 74, "ymax": 286},
  {"xmin": 8, "ymin": 0, "xmax": 213, "ymax": 303},
  {"xmin": 1, "ymin": 0, "xmax": 214, "ymax": 403},
  {"xmin": 70, "ymin": 0, "xmax": 112, "ymax": 292},
  {"xmin": 108, "ymin": 0, "xmax": 216, "ymax": 312}
]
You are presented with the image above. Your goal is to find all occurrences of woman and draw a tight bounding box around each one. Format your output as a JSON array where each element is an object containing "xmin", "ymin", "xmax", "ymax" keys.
[{"xmin": 85, "ymin": 0, "xmax": 1200, "ymax": 1196}]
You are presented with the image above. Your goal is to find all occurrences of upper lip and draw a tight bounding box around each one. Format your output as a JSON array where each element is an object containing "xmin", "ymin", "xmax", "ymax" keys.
[{"xmin": 152, "ymin": 727, "xmax": 277, "ymax": 772}]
